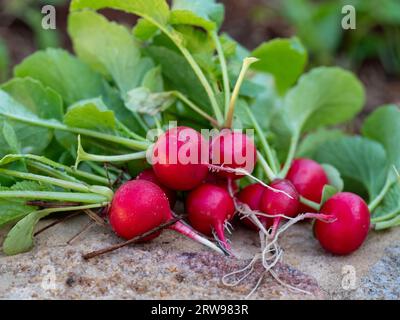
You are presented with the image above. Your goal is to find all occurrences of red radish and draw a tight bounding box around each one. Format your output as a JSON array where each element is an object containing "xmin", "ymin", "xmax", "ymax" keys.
[
  {"xmin": 109, "ymin": 180, "xmax": 223, "ymax": 253},
  {"xmin": 152, "ymin": 126, "xmax": 209, "ymax": 191},
  {"xmin": 286, "ymin": 158, "xmax": 328, "ymax": 213},
  {"xmin": 210, "ymin": 130, "xmax": 257, "ymax": 180},
  {"xmin": 186, "ymin": 183, "xmax": 235, "ymax": 251},
  {"xmin": 314, "ymin": 192, "xmax": 370, "ymax": 255},
  {"xmin": 259, "ymin": 179, "xmax": 299, "ymax": 236},
  {"xmin": 137, "ymin": 168, "xmax": 177, "ymax": 208},
  {"xmin": 237, "ymin": 183, "xmax": 268, "ymax": 230}
]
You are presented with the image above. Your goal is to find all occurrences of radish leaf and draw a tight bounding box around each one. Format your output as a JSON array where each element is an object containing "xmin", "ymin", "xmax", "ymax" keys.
[
  {"xmin": 284, "ymin": 67, "xmax": 365, "ymax": 134},
  {"xmin": 315, "ymin": 136, "xmax": 388, "ymax": 200},
  {"xmin": 252, "ymin": 37, "xmax": 308, "ymax": 95},
  {"xmin": 322, "ymin": 163, "xmax": 344, "ymax": 192}
]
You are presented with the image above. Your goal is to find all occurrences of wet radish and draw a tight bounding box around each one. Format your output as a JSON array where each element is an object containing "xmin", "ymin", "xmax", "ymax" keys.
[
  {"xmin": 109, "ymin": 180, "xmax": 223, "ymax": 253},
  {"xmin": 237, "ymin": 183, "xmax": 268, "ymax": 230},
  {"xmin": 186, "ymin": 183, "xmax": 235, "ymax": 251},
  {"xmin": 210, "ymin": 130, "xmax": 257, "ymax": 180},
  {"xmin": 137, "ymin": 168, "xmax": 177, "ymax": 208},
  {"xmin": 259, "ymin": 179, "xmax": 300, "ymax": 236},
  {"xmin": 314, "ymin": 192, "xmax": 370, "ymax": 255},
  {"xmin": 152, "ymin": 126, "xmax": 209, "ymax": 191},
  {"xmin": 286, "ymin": 158, "xmax": 328, "ymax": 213}
]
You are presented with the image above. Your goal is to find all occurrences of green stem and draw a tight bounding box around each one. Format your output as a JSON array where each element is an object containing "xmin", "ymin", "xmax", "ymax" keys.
[
  {"xmin": 174, "ymin": 91, "xmax": 219, "ymax": 127},
  {"xmin": 159, "ymin": 27, "xmax": 223, "ymax": 125},
  {"xmin": 374, "ymin": 214, "xmax": 400, "ymax": 230},
  {"xmin": 116, "ymin": 120, "xmax": 147, "ymax": 141},
  {"xmin": 0, "ymin": 191, "xmax": 109, "ymax": 204},
  {"xmin": 245, "ymin": 107, "xmax": 279, "ymax": 174},
  {"xmin": 212, "ymin": 32, "xmax": 231, "ymax": 119},
  {"xmin": 27, "ymin": 161, "xmax": 83, "ymax": 184},
  {"xmin": 0, "ymin": 168, "xmax": 113, "ymax": 200},
  {"xmin": 1, "ymin": 113, "xmax": 150, "ymax": 150},
  {"xmin": 300, "ymin": 196, "xmax": 321, "ymax": 211},
  {"xmin": 371, "ymin": 208, "xmax": 400, "ymax": 223},
  {"xmin": 75, "ymin": 136, "xmax": 147, "ymax": 168},
  {"xmin": 225, "ymin": 57, "xmax": 259, "ymax": 128},
  {"xmin": 368, "ymin": 173, "xmax": 395, "ymax": 212},
  {"xmin": 256, "ymin": 151, "xmax": 276, "ymax": 182},
  {"xmin": 279, "ymin": 132, "xmax": 300, "ymax": 178}
]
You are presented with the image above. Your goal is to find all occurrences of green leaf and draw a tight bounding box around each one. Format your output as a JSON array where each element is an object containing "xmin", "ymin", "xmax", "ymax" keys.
[
  {"xmin": 320, "ymin": 184, "xmax": 338, "ymax": 205},
  {"xmin": 146, "ymin": 45, "xmax": 210, "ymax": 113},
  {"xmin": 64, "ymin": 98, "xmax": 116, "ymax": 132},
  {"xmin": 125, "ymin": 87, "xmax": 176, "ymax": 115},
  {"xmin": 362, "ymin": 105, "xmax": 400, "ymax": 168},
  {"xmin": 297, "ymin": 128, "xmax": 346, "ymax": 158},
  {"xmin": 14, "ymin": 48, "xmax": 106, "ymax": 106},
  {"xmin": 0, "ymin": 89, "xmax": 56, "ymax": 155},
  {"xmin": 252, "ymin": 37, "xmax": 308, "ymax": 94},
  {"xmin": 315, "ymin": 136, "xmax": 388, "ymax": 200},
  {"xmin": 2, "ymin": 121, "xmax": 21, "ymax": 154},
  {"xmin": 133, "ymin": 18, "xmax": 159, "ymax": 40},
  {"xmin": 142, "ymin": 66, "xmax": 164, "ymax": 92},
  {"xmin": 284, "ymin": 67, "xmax": 365, "ymax": 134},
  {"xmin": 373, "ymin": 182, "xmax": 400, "ymax": 221},
  {"xmin": 170, "ymin": 0, "xmax": 225, "ymax": 31},
  {"xmin": 321, "ymin": 163, "xmax": 344, "ymax": 191},
  {"xmin": 0, "ymin": 38, "xmax": 10, "ymax": 82},
  {"xmin": 1, "ymin": 77, "xmax": 63, "ymax": 120},
  {"xmin": 68, "ymin": 11, "xmax": 152, "ymax": 96},
  {"xmin": 3, "ymin": 209, "xmax": 48, "ymax": 255},
  {"xmin": 70, "ymin": 0, "xmax": 170, "ymax": 28}
]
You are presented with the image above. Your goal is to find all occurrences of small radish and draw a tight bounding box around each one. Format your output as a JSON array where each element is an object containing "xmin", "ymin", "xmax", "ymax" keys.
[
  {"xmin": 259, "ymin": 179, "xmax": 299, "ymax": 236},
  {"xmin": 109, "ymin": 180, "xmax": 223, "ymax": 253},
  {"xmin": 314, "ymin": 192, "xmax": 370, "ymax": 255},
  {"xmin": 152, "ymin": 126, "xmax": 209, "ymax": 191},
  {"xmin": 237, "ymin": 183, "xmax": 268, "ymax": 230},
  {"xmin": 137, "ymin": 168, "xmax": 177, "ymax": 208},
  {"xmin": 186, "ymin": 183, "xmax": 235, "ymax": 251},
  {"xmin": 210, "ymin": 130, "xmax": 257, "ymax": 180},
  {"xmin": 286, "ymin": 158, "xmax": 328, "ymax": 213}
]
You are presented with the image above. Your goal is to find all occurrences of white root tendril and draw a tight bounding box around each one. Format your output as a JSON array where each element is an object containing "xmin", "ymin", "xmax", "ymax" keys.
[
  {"xmin": 223, "ymin": 182, "xmax": 335, "ymax": 298},
  {"xmin": 208, "ymin": 164, "xmax": 293, "ymax": 199}
]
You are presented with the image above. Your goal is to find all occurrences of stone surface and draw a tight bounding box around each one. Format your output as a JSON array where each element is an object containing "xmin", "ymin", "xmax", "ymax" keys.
[{"xmin": 0, "ymin": 215, "xmax": 399, "ymax": 300}]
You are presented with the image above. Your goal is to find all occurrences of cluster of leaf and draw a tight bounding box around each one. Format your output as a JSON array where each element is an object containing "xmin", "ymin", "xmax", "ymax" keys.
[
  {"xmin": 277, "ymin": 0, "xmax": 400, "ymax": 74},
  {"xmin": 0, "ymin": 0, "xmax": 399, "ymax": 256}
]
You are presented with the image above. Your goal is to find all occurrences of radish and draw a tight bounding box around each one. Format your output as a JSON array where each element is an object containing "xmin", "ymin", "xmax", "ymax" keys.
[
  {"xmin": 109, "ymin": 180, "xmax": 223, "ymax": 253},
  {"xmin": 136, "ymin": 168, "xmax": 177, "ymax": 208},
  {"xmin": 259, "ymin": 179, "xmax": 299, "ymax": 236},
  {"xmin": 210, "ymin": 130, "xmax": 257, "ymax": 180},
  {"xmin": 286, "ymin": 158, "xmax": 328, "ymax": 213},
  {"xmin": 152, "ymin": 126, "xmax": 209, "ymax": 191},
  {"xmin": 186, "ymin": 183, "xmax": 235, "ymax": 251},
  {"xmin": 237, "ymin": 183, "xmax": 268, "ymax": 230},
  {"xmin": 314, "ymin": 192, "xmax": 370, "ymax": 255}
]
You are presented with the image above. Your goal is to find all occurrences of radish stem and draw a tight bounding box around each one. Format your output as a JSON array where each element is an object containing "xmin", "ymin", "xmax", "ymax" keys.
[
  {"xmin": 245, "ymin": 107, "xmax": 279, "ymax": 174},
  {"xmin": 212, "ymin": 32, "xmax": 231, "ymax": 119},
  {"xmin": 225, "ymin": 57, "xmax": 259, "ymax": 128},
  {"xmin": 256, "ymin": 151, "xmax": 276, "ymax": 182},
  {"xmin": 368, "ymin": 172, "xmax": 396, "ymax": 212},
  {"xmin": 299, "ymin": 196, "xmax": 321, "ymax": 211},
  {"xmin": 75, "ymin": 136, "xmax": 147, "ymax": 169},
  {"xmin": 0, "ymin": 191, "xmax": 110, "ymax": 204},
  {"xmin": 279, "ymin": 132, "xmax": 300, "ymax": 178}
]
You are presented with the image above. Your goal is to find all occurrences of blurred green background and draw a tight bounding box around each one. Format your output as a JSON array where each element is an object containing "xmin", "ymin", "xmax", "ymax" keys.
[{"xmin": 1, "ymin": 0, "xmax": 399, "ymax": 112}]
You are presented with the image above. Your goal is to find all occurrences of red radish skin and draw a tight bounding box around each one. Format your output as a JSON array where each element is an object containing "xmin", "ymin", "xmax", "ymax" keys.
[
  {"xmin": 137, "ymin": 168, "xmax": 177, "ymax": 208},
  {"xmin": 314, "ymin": 192, "xmax": 370, "ymax": 255},
  {"xmin": 259, "ymin": 179, "xmax": 300, "ymax": 236},
  {"xmin": 186, "ymin": 184, "xmax": 235, "ymax": 251},
  {"xmin": 109, "ymin": 180, "xmax": 169, "ymax": 241},
  {"xmin": 152, "ymin": 126, "xmax": 209, "ymax": 191},
  {"xmin": 109, "ymin": 180, "xmax": 224, "ymax": 254},
  {"xmin": 210, "ymin": 130, "xmax": 257, "ymax": 180},
  {"xmin": 286, "ymin": 158, "xmax": 329, "ymax": 213},
  {"xmin": 237, "ymin": 183, "xmax": 268, "ymax": 230}
]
